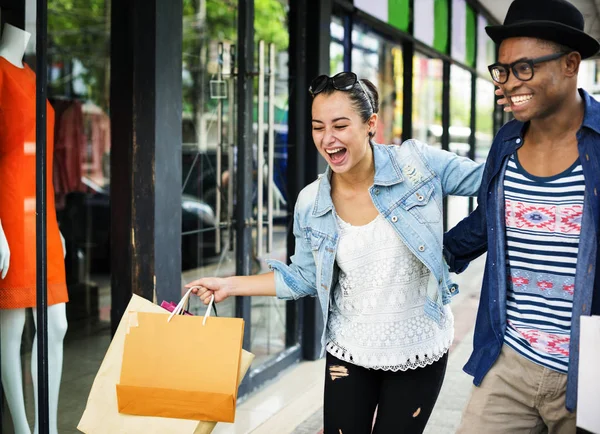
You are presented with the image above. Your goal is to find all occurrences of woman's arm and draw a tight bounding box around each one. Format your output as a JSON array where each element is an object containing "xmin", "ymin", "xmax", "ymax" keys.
[
  {"xmin": 187, "ymin": 272, "xmax": 276, "ymax": 305},
  {"xmin": 189, "ymin": 202, "xmax": 318, "ymax": 305},
  {"xmin": 412, "ymin": 139, "xmax": 484, "ymax": 197}
]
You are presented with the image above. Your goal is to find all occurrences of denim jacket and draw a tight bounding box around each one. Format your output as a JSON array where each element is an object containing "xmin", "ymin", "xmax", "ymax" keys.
[
  {"xmin": 268, "ymin": 141, "xmax": 483, "ymax": 356},
  {"xmin": 444, "ymin": 89, "xmax": 600, "ymax": 412}
]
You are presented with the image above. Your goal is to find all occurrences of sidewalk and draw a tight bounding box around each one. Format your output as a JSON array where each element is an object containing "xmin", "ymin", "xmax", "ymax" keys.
[{"xmin": 213, "ymin": 256, "xmax": 486, "ymax": 434}]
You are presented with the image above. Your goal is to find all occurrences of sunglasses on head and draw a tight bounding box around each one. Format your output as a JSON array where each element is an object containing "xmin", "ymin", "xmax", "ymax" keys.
[{"xmin": 309, "ymin": 72, "xmax": 375, "ymax": 112}]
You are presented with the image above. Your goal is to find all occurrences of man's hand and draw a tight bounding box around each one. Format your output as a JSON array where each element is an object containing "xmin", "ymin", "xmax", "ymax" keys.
[{"xmin": 0, "ymin": 220, "xmax": 10, "ymax": 279}]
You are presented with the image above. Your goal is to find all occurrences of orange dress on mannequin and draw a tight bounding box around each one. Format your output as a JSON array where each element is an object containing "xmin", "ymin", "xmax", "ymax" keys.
[{"xmin": 0, "ymin": 56, "xmax": 68, "ymax": 308}]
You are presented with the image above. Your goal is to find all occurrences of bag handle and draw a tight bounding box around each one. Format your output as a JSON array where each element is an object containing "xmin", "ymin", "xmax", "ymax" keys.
[{"xmin": 167, "ymin": 286, "xmax": 215, "ymax": 326}]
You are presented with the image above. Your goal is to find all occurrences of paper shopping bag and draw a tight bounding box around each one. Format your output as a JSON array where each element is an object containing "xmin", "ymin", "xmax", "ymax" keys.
[
  {"xmin": 577, "ymin": 315, "xmax": 600, "ymax": 433},
  {"xmin": 77, "ymin": 294, "xmax": 254, "ymax": 434},
  {"xmin": 116, "ymin": 309, "xmax": 244, "ymax": 422}
]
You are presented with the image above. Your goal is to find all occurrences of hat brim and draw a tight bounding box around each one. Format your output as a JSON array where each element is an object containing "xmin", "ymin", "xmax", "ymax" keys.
[{"xmin": 486, "ymin": 20, "xmax": 600, "ymax": 59}]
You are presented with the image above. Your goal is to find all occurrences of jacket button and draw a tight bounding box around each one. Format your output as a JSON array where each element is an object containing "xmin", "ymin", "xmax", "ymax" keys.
[
  {"xmin": 391, "ymin": 216, "xmax": 398, "ymax": 222},
  {"xmin": 450, "ymin": 286, "xmax": 457, "ymax": 293},
  {"xmin": 374, "ymin": 189, "xmax": 380, "ymax": 195},
  {"xmin": 418, "ymin": 245, "xmax": 425, "ymax": 252},
  {"xmin": 417, "ymin": 194, "xmax": 424, "ymax": 201},
  {"xmin": 516, "ymin": 138, "xmax": 521, "ymax": 144},
  {"xmin": 438, "ymin": 278, "xmax": 442, "ymax": 284}
]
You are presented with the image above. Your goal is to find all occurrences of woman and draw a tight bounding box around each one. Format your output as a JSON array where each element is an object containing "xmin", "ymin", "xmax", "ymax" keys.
[{"xmin": 187, "ymin": 72, "xmax": 483, "ymax": 433}]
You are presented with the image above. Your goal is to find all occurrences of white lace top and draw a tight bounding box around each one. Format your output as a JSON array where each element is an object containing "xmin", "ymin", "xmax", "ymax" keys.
[{"xmin": 325, "ymin": 214, "xmax": 454, "ymax": 371}]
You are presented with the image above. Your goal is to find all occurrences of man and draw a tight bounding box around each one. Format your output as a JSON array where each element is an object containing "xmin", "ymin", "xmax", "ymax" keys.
[{"xmin": 444, "ymin": 0, "xmax": 600, "ymax": 432}]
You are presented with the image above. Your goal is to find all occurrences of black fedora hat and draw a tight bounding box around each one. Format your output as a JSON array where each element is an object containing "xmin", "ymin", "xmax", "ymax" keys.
[{"xmin": 486, "ymin": 0, "xmax": 600, "ymax": 59}]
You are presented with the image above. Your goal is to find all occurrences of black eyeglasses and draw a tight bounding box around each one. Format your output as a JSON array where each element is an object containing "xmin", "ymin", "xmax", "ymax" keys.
[
  {"xmin": 309, "ymin": 72, "xmax": 375, "ymax": 112},
  {"xmin": 488, "ymin": 52, "xmax": 569, "ymax": 84}
]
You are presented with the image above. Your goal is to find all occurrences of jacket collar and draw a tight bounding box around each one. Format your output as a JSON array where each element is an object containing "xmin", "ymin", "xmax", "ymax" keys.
[
  {"xmin": 312, "ymin": 144, "xmax": 404, "ymax": 217},
  {"xmin": 579, "ymin": 88, "xmax": 600, "ymax": 136}
]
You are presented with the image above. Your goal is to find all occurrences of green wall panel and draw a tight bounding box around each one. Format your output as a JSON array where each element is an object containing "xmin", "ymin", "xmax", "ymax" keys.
[
  {"xmin": 434, "ymin": 0, "xmax": 448, "ymax": 53},
  {"xmin": 465, "ymin": 5, "xmax": 476, "ymax": 67},
  {"xmin": 388, "ymin": 0, "xmax": 410, "ymax": 32}
]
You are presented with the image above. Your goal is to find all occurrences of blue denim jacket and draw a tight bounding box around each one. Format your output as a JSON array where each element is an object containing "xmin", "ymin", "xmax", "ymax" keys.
[
  {"xmin": 268, "ymin": 141, "xmax": 483, "ymax": 356},
  {"xmin": 444, "ymin": 89, "xmax": 600, "ymax": 412}
]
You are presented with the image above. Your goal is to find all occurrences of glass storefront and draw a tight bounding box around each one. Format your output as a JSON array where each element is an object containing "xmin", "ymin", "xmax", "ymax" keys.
[
  {"xmin": 1, "ymin": 0, "xmax": 112, "ymax": 431},
  {"xmin": 475, "ymin": 78, "xmax": 495, "ymax": 162},
  {"xmin": 330, "ymin": 17, "xmax": 345, "ymax": 75},
  {"xmin": 447, "ymin": 64, "xmax": 473, "ymax": 228},
  {"xmin": 179, "ymin": 0, "xmax": 292, "ymax": 368},
  {"xmin": 351, "ymin": 24, "xmax": 403, "ymax": 145},
  {"xmin": 1, "ymin": 0, "xmax": 295, "ymax": 431},
  {"xmin": 412, "ymin": 53, "xmax": 443, "ymax": 148}
]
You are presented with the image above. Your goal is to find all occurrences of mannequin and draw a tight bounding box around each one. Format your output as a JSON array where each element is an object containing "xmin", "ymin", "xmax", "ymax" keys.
[{"xmin": 0, "ymin": 23, "xmax": 69, "ymax": 434}]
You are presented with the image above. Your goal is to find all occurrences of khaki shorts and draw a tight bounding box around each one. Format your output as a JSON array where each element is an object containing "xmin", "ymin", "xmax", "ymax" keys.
[{"xmin": 457, "ymin": 345, "xmax": 576, "ymax": 434}]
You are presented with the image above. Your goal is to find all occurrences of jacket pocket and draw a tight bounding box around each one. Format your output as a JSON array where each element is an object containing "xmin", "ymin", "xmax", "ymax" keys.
[
  {"xmin": 305, "ymin": 228, "xmax": 325, "ymax": 263},
  {"xmin": 400, "ymin": 182, "xmax": 441, "ymax": 224}
]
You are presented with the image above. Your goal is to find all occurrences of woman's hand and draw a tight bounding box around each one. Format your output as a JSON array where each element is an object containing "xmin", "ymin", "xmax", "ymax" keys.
[
  {"xmin": 495, "ymin": 87, "xmax": 512, "ymax": 112},
  {"xmin": 186, "ymin": 277, "xmax": 231, "ymax": 305}
]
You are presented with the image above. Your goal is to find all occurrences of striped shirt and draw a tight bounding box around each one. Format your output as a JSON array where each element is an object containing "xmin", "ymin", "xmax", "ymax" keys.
[{"xmin": 503, "ymin": 154, "xmax": 584, "ymax": 374}]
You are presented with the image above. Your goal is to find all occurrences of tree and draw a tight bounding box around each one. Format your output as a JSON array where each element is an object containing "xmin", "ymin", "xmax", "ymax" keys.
[
  {"xmin": 47, "ymin": 0, "xmax": 289, "ymax": 114},
  {"xmin": 48, "ymin": 0, "xmax": 110, "ymax": 108}
]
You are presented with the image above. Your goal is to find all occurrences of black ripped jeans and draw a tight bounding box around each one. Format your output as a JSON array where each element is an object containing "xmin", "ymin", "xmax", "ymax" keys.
[{"xmin": 323, "ymin": 351, "xmax": 448, "ymax": 434}]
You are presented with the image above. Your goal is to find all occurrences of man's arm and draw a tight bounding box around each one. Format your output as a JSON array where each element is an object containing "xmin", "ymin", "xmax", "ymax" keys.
[{"xmin": 444, "ymin": 203, "xmax": 488, "ymax": 273}]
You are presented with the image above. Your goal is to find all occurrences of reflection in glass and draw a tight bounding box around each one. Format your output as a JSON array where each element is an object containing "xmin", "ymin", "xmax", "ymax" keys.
[
  {"xmin": 449, "ymin": 65, "xmax": 472, "ymax": 157},
  {"xmin": 331, "ymin": 17, "xmax": 345, "ymax": 75},
  {"xmin": 447, "ymin": 65, "xmax": 473, "ymax": 229},
  {"xmin": 250, "ymin": 0, "xmax": 291, "ymax": 367},
  {"xmin": 180, "ymin": 0, "xmax": 239, "ymax": 322},
  {"xmin": 412, "ymin": 53, "xmax": 443, "ymax": 149},
  {"xmin": 179, "ymin": 0, "xmax": 292, "ymax": 367},
  {"xmin": 475, "ymin": 78, "xmax": 495, "ymax": 163},
  {"xmin": 351, "ymin": 25, "xmax": 403, "ymax": 145}
]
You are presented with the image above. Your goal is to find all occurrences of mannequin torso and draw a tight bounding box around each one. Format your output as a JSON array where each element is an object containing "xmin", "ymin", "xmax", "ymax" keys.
[
  {"xmin": 0, "ymin": 24, "xmax": 30, "ymax": 68},
  {"xmin": 0, "ymin": 23, "xmax": 67, "ymax": 305}
]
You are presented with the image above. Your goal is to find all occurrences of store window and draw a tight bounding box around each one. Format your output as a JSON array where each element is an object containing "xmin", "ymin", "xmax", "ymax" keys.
[
  {"xmin": 1, "ymin": 0, "xmax": 111, "ymax": 432},
  {"xmin": 351, "ymin": 25, "xmax": 403, "ymax": 145},
  {"xmin": 412, "ymin": 53, "xmax": 443, "ymax": 149},
  {"xmin": 414, "ymin": 0, "xmax": 448, "ymax": 54},
  {"xmin": 330, "ymin": 16, "xmax": 345, "ymax": 74},
  {"xmin": 179, "ymin": 0, "xmax": 292, "ymax": 367},
  {"xmin": 475, "ymin": 78, "xmax": 495, "ymax": 163},
  {"xmin": 447, "ymin": 65, "xmax": 473, "ymax": 228},
  {"xmin": 477, "ymin": 15, "xmax": 496, "ymax": 76}
]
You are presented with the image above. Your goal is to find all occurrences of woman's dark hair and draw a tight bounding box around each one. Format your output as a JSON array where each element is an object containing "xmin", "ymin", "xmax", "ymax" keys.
[{"xmin": 314, "ymin": 77, "xmax": 380, "ymax": 126}]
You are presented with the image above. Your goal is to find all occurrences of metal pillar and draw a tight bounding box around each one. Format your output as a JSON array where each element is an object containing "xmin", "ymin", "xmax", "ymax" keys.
[
  {"xmin": 442, "ymin": 0, "xmax": 453, "ymax": 232},
  {"xmin": 288, "ymin": 0, "xmax": 332, "ymax": 361},
  {"xmin": 402, "ymin": 1, "xmax": 415, "ymax": 142},
  {"xmin": 109, "ymin": 0, "xmax": 183, "ymax": 334},
  {"xmin": 35, "ymin": 0, "xmax": 50, "ymax": 430},
  {"xmin": 235, "ymin": 0, "xmax": 254, "ymax": 351}
]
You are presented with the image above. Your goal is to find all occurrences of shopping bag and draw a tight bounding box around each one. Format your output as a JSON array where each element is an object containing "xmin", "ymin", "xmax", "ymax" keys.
[
  {"xmin": 160, "ymin": 300, "xmax": 193, "ymax": 315},
  {"xmin": 577, "ymin": 315, "xmax": 600, "ymax": 433},
  {"xmin": 77, "ymin": 293, "xmax": 254, "ymax": 434},
  {"xmin": 116, "ymin": 289, "xmax": 244, "ymax": 423}
]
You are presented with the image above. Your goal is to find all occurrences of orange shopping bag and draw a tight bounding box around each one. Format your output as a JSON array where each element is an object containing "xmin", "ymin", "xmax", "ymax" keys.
[{"xmin": 116, "ymin": 290, "xmax": 244, "ymax": 423}]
